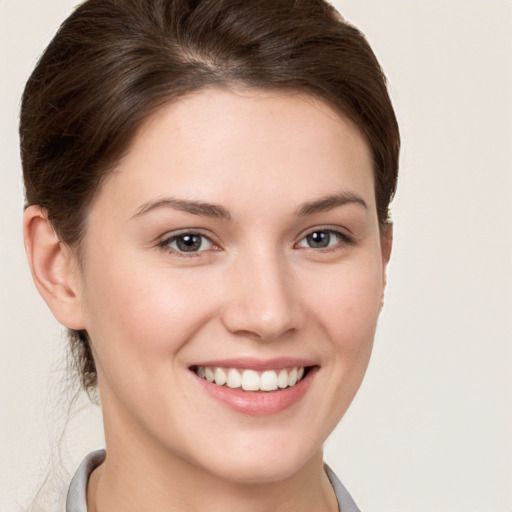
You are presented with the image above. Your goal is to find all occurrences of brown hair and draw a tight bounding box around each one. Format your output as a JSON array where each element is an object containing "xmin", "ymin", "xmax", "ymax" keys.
[{"xmin": 20, "ymin": 0, "xmax": 400, "ymax": 396}]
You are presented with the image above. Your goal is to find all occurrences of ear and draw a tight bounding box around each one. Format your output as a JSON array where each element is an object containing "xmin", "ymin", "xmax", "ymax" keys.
[
  {"xmin": 380, "ymin": 222, "xmax": 393, "ymax": 307},
  {"xmin": 23, "ymin": 205, "xmax": 86, "ymax": 330}
]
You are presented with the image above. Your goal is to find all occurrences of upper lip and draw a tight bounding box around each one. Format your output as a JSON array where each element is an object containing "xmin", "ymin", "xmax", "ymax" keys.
[{"xmin": 190, "ymin": 357, "xmax": 318, "ymax": 371}]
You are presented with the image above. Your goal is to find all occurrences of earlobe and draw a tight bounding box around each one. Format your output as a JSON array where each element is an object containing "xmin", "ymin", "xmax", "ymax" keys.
[{"xmin": 23, "ymin": 205, "xmax": 86, "ymax": 330}]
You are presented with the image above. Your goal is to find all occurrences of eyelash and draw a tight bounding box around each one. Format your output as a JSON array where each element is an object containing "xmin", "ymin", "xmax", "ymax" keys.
[
  {"xmin": 157, "ymin": 231, "xmax": 217, "ymax": 258},
  {"xmin": 157, "ymin": 227, "xmax": 354, "ymax": 257},
  {"xmin": 295, "ymin": 228, "xmax": 354, "ymax": 252}
]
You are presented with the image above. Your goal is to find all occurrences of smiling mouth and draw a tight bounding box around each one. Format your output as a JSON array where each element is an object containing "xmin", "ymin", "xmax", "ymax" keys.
[{"xmin": 191, "ymin": 366, "xmax": 311, "ymax": 392}]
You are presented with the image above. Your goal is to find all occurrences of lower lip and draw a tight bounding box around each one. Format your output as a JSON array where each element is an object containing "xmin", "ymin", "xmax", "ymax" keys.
[{"xmin": 193, "ymin": 367, "xmax": 318, "ymax": 416}]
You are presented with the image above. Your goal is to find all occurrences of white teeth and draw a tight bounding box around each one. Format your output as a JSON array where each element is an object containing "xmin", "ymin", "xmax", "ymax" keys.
[
  {"xmin": 205, "ymin": 367, "xmax": 215, "ymax": 382},
  {"xmin": 277, "ymin": 369, "xmax": 289, "ymax": 389},
  {"xmin": 194, "ymin": 366, "xmax": 307, "ymax": 392},
  {"xmin": 288, "ymin": 367, "xmax": 298, "ymax": 387},
  {"xmin": 260, "ymin": 370, "xmax": 278, "ymax": 391},
  {"xmin": 241, "ymin": 369, "xmax": 260, "ymax": 391},
  {"xmin": 227, "ymin": 368, "xmax": 242, "ymax": 389},
  {"xmin": 214, "ymin": 367, "xmax": 227, "ymax": 386}
]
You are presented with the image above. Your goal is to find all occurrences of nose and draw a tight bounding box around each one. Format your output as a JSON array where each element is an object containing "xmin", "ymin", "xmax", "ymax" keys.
[{"xmin": 221, "ymin": 249, "xmax": 302, "ymax": 341}]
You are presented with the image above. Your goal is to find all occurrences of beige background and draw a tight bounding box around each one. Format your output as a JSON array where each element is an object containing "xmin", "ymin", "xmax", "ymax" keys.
[{"xmin": 1, "ymin": 1, "xmax": 511, "ymax": 510}]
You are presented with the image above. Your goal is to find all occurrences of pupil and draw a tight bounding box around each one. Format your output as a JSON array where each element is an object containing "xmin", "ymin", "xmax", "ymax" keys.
[
  {"xmin": 177, "ymin": 234, "xmax": 202, "ymax": 252},
  {"xmin": 308, "ymin": 231, "xmax": 330, "ymax": 248}
]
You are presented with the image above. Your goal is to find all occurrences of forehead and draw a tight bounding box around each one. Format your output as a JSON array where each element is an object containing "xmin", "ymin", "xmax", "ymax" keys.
[{"xmin": 94, "ymin": 87, "xmax": 375, "ymax": 219}]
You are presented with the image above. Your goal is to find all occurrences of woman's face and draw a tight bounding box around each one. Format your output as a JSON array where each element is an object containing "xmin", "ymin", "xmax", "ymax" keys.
[{"xmin": 76, "ymin": 88, "xmax": 389, "ymax": 483}]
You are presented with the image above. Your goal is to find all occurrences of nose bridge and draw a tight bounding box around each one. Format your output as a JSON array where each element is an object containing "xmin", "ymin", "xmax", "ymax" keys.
[{"xmin": 222, "ymin": 243, "xmax": 300, "ymax": 340}]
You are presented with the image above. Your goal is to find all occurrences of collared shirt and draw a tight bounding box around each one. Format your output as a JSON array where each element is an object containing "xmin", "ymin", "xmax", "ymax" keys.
[{"xmin": 66, "ymin": 449, "xmax": 360, "ymax": 512}]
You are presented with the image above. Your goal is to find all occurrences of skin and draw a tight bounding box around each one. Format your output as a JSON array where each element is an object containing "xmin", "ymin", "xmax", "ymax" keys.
[{"xmin": 24, "ymin": 88, "xmax": 391, "ymax": 512}]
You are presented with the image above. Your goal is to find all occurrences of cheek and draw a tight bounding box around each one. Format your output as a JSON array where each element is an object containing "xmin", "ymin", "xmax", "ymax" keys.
[
  {"xmin": 80, "ymin": 253, "xmax": 218, "ymax": 374},
  {"xmin": 292, "ymin": 254, "xmax": 384, "ymax": 442},
  {"xmin": 306, "ymin": 255, "xmax": 384, "ymax": 357}
]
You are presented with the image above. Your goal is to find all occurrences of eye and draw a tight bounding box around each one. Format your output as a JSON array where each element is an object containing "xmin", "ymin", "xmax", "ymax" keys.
[
  {"xmin": 160, "ymin": 232, "xmax": 214, "ymax": 253},
  {"xmin": 296, "ymin": 229, "xmax": 350, "ymax": 249}
]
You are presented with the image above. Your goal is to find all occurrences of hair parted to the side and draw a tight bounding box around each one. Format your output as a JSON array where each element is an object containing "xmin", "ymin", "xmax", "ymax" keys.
[{"xmin": 20, "ymin": 0, "xmax": 400, "ymax": 397}]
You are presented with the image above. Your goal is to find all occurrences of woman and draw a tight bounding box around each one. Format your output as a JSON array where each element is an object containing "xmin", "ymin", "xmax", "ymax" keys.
[{"xmin": 21, "ymin": 0, "xmax": 399, "ymax": 510}]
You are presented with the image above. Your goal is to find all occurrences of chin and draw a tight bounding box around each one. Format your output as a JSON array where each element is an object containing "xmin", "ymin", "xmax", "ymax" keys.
[
  {"xmin": 190, "ymin": 430, "xmax": 322, "ymax": 485},
  {"xmin": 206, "ymin": 457, "xmax": 312, "ymax": 485}
]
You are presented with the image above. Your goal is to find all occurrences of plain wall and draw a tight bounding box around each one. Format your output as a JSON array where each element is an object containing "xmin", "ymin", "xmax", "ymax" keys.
[{"xmin": 1, "ymin": 1, "xmax": 511, "ymax": 510}]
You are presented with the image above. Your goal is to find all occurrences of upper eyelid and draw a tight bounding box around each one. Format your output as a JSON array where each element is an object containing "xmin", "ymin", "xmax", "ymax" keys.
[
  {"xmin": 159, "ymin": 228, "xmax": 216, "ymax": 243},
  {"xmin": 296, "ymin": 225, "xmax": 353, "ymax": 242}
]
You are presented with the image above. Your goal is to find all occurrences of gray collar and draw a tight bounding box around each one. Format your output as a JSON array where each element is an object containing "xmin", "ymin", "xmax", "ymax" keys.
[{"xmin": 66, "ymin": 449, "xmax": 106, "ymax": 512}]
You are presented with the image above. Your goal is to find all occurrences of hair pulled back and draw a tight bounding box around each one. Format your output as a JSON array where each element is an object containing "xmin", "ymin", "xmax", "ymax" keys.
[{"xmin": 20, "ymin": 0, "xmax": 400, "ymax": 396}]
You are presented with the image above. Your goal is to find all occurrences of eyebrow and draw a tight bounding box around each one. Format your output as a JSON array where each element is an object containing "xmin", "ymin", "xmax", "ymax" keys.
[
  {"xmin": 131, "ymin": 198, "xmax": 231, "ymax": 220},
  {"xmin": 131, "ymin": 191, "xmax": 367, "ymax": 221},
  {"xmin": 295, "ymin": 192, "xmax": 368, "ymax": 216}
]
